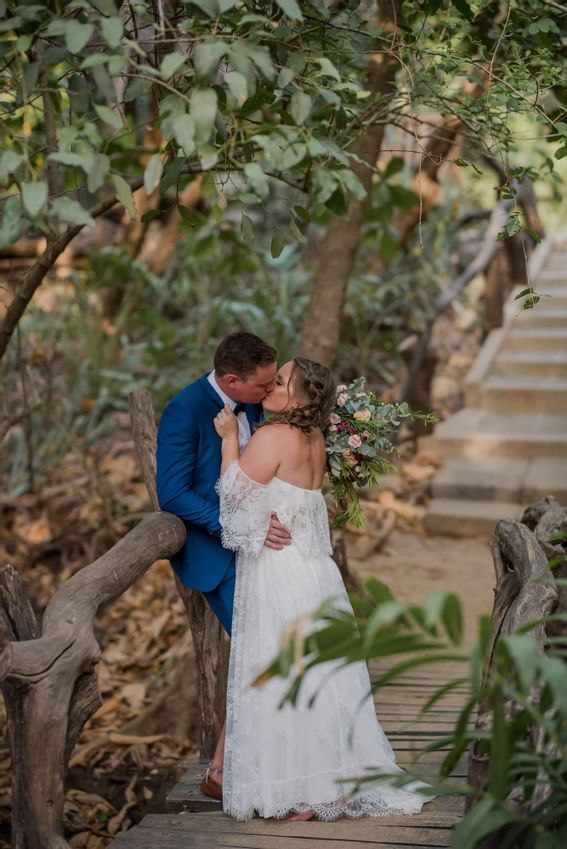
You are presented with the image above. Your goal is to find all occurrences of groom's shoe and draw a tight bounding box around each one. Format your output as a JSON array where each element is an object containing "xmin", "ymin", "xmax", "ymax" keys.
[{"xmin": 201, "ymin": 763, "xmax": 223, "ymax": 801}]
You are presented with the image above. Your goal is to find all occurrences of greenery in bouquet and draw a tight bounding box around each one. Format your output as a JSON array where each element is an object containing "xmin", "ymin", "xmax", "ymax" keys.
[{"xmin": 325, "ymin": 378, "xmax": 436, "ymax": 528}]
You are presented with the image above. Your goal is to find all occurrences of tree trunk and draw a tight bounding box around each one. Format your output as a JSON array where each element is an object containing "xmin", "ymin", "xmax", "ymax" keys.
[
  {"xmin": 298, "ymin": 0, "xmax": 403, "ymax": 366},
  {"xmin": 483, "ymin": 246, "xmax": 508, "ymax": 333}
]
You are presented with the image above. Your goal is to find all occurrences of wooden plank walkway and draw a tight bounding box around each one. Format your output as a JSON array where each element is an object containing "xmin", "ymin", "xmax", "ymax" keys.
[{"xmin": 109, "ymin": 661, "xmax": 468, "ymax": 848}]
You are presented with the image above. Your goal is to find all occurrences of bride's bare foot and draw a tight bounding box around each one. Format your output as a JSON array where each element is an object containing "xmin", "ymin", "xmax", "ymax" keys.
[{"xmin": 284, "ymin": 809, "xmax": 317, "ymax": 821}]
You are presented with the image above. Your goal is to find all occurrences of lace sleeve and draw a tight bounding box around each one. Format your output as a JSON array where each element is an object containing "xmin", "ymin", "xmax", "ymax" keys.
[{"xmin": 216, "ymin": 461, "xmax": 272, "ymax": 558}]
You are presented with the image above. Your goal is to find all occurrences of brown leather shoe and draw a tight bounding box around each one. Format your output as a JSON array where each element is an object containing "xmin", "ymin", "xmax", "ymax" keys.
[{"xmin": 200, "ymin": 764, "xmax": 223, "ymax": 801}]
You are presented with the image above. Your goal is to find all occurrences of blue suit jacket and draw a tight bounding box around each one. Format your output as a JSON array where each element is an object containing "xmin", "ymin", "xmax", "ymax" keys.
[{"xmin": 156, "ymin": 374, "xmax": 263, "ymax": 591}]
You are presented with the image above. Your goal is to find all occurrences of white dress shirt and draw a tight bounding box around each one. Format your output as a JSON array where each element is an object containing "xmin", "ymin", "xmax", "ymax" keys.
[{"xmin": 208, "ymin": 370, "xmax": 252, "ymax": 451}]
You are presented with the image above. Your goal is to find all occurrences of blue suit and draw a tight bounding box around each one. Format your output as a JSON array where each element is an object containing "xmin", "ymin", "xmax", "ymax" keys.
[{"xmin": 156, "ymin": 374, "xmax": 263, "ymax": 634}]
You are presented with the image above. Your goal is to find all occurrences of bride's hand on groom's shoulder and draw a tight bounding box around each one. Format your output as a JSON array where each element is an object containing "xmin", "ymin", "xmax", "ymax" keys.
[
  {"xmin": 264, "ymin": 512, "xmax": 292, "ymax": 550},
  {"xmin": 214, "ymin": 404, "xmax": 239, "ymax": 439}
]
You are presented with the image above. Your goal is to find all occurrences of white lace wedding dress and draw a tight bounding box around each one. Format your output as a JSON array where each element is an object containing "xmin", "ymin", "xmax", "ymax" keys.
[{"xmin": 217, "ymin": 461, "xmax": 430, "ymax": 822}]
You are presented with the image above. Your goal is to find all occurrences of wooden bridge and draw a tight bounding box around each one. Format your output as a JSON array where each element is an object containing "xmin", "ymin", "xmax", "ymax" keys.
[{"xmin": 109, "ymin": 661, "xmax": 467, "ymax": 849}]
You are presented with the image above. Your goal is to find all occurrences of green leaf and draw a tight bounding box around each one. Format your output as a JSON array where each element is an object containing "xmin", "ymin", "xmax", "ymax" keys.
[
  {"xmin": 144, "ymin": 154, "xmax": 163, "ymax": 195},
  {"xmin": 94, "ymin": 103, "xmax": 123, "ymax": 130},
  {"xmin": 50, "ymin": 197, "xmax": 95, "ymax": 228},
  {"xmin": 225, "ymin": 71, "xmax": 248, "ymax": 104},
  {"xmin": 0, "ymin": 151, "xmax": 25, "ymax": 182},
  {"xmin": 277, "ymin": 68, "xmax": 294, "ymax": 88},
  {"xmin": 382, "ymin": 157, "xmax": 405, "ymax": 180},
  {"xmin": 271, "ymin": 231, "xmax": 285, "ymax": 258},
  {"xmin": 80, "ymin": 54, "xmax": 111, "ymax": 70},
  {"xmin": 88, "ymin": 153, "xmax": 110, "ymax": 193},
  {"xmin": 173, "ymin": 114, "xmax": 196, "ymax": 157},
  {"xmin": 0, "ymin": 197, "xmax": 25, "ymax": 249},
  {"xmin": 290, "ymin": 91, "xmax": 311, "ymax": 125},
  {"xmin": 193, "ymin": 41, "xmax": 227, "ymax": 79},
  {"xmin": 389, "ymin": 185, "xmax": 419, "ymax": 209},
  {"xmin": 177, "ymin": 204, "xmax": 201, "ymax": 227},
  {"xmin": 292, "ymin": 204, "xmax": 310, "ymax": 224},
  {"xmin": 101, "ymin": 16, "xmax": 123, "ymax": 48},
  {"xmin": 451, "ymin": 795, "xmax": 515, "ymax": 849},
  {"xmin": 198, "ymin": 144, "xmax": 219, "ymax": 169},
  {"xmin": 275, "ymin": 0, "xmax": 303, "ymax": 20},
  {"xmin": 246, "ymin": 45, "xmax": 275, "ymax": 81},
  {"xmin": 316, "ymin": 57, "xmax": 340, "ymax": 81},
  {"xmin": 48, "ymin": 152, "xmax": 94, "ymax": 173},
  {"xmin": 112, "ymin": 174, "xmax": 136, "ymax": 218},
  {"xmin": 190, "ymin": 88, "xmax": 218, "ymax": 144},
  {"xmin": 64, "ymin": 21, "xmax": 94, "ymax": 54},
  {"xmin": 241, "ymin": 213, "xmax": 254, "ymax": 242},
  {"xmin": 244, "ymin": 162, "xmax": 269, "ymax": 199},
  {"xmin": 160, "ymin": 51, "xmax": 186, "ymax": 80},
  {"xmin": 21, "ymin": 182, "xmax": 47, "ymax": 218},
  {"xmin": 123, "ymin": 76, "xmax": 153, "ymax": 102}
]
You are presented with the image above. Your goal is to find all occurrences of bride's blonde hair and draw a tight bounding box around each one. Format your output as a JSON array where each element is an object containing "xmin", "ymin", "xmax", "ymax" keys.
[{"xmin": 261, "ymin": 357, "xmax": 336, "ymax": 435}]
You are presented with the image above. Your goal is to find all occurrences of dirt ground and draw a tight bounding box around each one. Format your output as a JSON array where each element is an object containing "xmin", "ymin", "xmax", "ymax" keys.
[{"xmin": 350, "ymin": 528, "xmax": 496, "ymax": 649}]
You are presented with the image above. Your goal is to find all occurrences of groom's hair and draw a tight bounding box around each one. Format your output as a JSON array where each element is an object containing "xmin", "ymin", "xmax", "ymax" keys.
[{"xmin": 214, "ymin": 332, "xmax": 277, "ymax": 379}]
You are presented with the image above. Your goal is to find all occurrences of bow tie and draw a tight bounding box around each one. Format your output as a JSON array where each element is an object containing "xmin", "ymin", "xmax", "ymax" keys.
[{"xmin": 233, "ymin": 403, "xmax": 246, "ymax": 415}]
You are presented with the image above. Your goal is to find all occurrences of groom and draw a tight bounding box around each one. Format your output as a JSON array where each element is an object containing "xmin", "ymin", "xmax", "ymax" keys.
[{"xmin": 156, "ymin": 331, "xmax": 292, "ymax": 633}]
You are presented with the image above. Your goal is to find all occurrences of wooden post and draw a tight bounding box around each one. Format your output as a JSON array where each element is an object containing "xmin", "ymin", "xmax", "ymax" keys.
[{"xmin": 129, "ymin": 389, "xmax": 230, "ymax": 759}]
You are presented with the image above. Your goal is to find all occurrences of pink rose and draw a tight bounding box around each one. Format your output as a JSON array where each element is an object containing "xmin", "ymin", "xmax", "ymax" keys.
[
  {"xmin": 337, "ymin": 393, "xmax": 348, "ymax": 407},
  {"xmin": 348, "ymin": 434, "xmax": 362, "ymax": 449},
  {"xmin": 329, "ymin": 412, "xmax": 341, "ymax": 425},
  {"xmin": 329, "ymin": 424, "xmax": 337, "ymax": 432}
]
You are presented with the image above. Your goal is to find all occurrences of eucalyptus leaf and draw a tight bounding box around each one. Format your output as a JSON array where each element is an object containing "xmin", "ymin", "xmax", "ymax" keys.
[
  {"xmin": 112, "ymin": 174, "xmax": 136, "ymax": 218},
  {"xmin": 88, "ymin": 154, "xmax": 111, "ymax": 193},
  {"xmin": 144, "ymin": 154, "xmax": 163, "ymax": 195},
  {"xmin": 0, "ymin": 151, "xmax": 25, "ymax": 182},
  {"xmin": 290, "ymin": 91, "xmax": 311, "ymax": 125},
  {"xmin": 161, "ymin": 51, "xmax": 186, "ymax": 80},
  {"xmin": 275, "ymin": 0, "xmax": 303, "ymax": 20},
  {"xmin": 94, "ymin": 103, "xmax": 123, "ymax": 130},
  {"xmin": 173, "ymin": 114, "xmax": 196, "ymax": 157},
  {"xmin": 22, "ymin": 182, "xmax": 48, "ymax": 218},
  {"xmin": 64, "ymin": 21, "xmax": 94, "ymax": 54},
  {"xmin": 50, "ymin": 196, "xmax": 95, "ymax": 228},
  {"xmin": 101, "ymin": 16, "xmax": 123, "ymax": 49},
  {"xmin": 190, "ymin": 88, "xmax": 218, "ymax": 144},
  {"xmin": 193, "ymin": 41, "xmax": 227, "ymax": 79}
]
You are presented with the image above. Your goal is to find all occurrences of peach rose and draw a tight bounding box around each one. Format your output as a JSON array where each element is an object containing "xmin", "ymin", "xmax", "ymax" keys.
[{"xmin": 353, "ymin": 409, "xmax": 370, "ymax": 422}]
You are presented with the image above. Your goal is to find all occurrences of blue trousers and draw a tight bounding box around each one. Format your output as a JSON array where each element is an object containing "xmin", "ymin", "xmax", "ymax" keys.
[{"xmin": 202, "ymin": 566, "xmax": 235, "ymax": 636}]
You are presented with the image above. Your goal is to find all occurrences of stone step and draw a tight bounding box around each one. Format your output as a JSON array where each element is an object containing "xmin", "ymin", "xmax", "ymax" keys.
[
  {"xmin": 420, "ymin": 409, "xmax": 567, "ymax": 459},
  {"xmin": 507, "ymin": 308, "xmax": 567, "ymax": 330},
  {"xmin": 491, "ymin": 350, "xmax": 567, "ymax": 379},
  {"xmin": 543, "ymin": 254, "xmax": 567, "ymax": 273},
  {"xmin": 540, "ymin": 268, "xmax": 567, "ymax": 285},
  {"xmin": 481, "ymin": 376, "xmax": 567, "ymax": 413},
  {"xmin": 425, "ymin": 498, "xmax": 524, "ymax": 537},
  {"xmin": 431, "ymin": 457, "xmax": 567, "ymax": 503},
  {"xmin": 500, "ymin": 329, "xmax": 567, "ymax": 353}
]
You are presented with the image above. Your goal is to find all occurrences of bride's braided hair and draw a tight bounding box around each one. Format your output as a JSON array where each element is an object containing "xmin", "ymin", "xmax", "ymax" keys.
[{"xmin": 262, "ymin": 357, "xmax": 336, "ymax": 435}]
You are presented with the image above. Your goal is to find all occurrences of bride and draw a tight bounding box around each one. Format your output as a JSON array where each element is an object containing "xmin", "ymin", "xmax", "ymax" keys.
[{"xmin": 213, "ymin": 356, "xmax": 430, "ymax": 822}]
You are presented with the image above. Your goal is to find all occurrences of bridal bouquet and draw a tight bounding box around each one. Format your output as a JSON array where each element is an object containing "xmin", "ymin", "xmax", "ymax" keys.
[{"xmin": 326, "ymin": 377, "xmax": 436, "ymax": 528}]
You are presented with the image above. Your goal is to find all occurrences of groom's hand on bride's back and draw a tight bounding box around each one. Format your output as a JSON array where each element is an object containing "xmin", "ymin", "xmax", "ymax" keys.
[{"xmin": 264, "ymin": 512, "xmax": 292, "ymax": 550}]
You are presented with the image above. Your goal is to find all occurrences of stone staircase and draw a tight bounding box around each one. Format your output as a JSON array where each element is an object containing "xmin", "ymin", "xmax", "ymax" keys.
[{"xmin": 422, "ymin": 232, "xmax": 567, "ymax": 536}]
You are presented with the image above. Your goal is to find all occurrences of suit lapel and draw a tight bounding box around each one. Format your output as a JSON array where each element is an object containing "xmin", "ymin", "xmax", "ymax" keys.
[{"xmin": 199, "ymin": 374, "xmax": 225, "ymax": 410}]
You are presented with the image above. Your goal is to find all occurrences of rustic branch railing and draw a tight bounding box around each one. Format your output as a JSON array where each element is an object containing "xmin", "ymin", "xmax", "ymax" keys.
[
  {"xmin": 0, "ymin": 512, "xmax": 185, "ymax": 849},
  {"xmin": 466, "ymin": 496, "xmax": 566, "ymax": 840}
]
